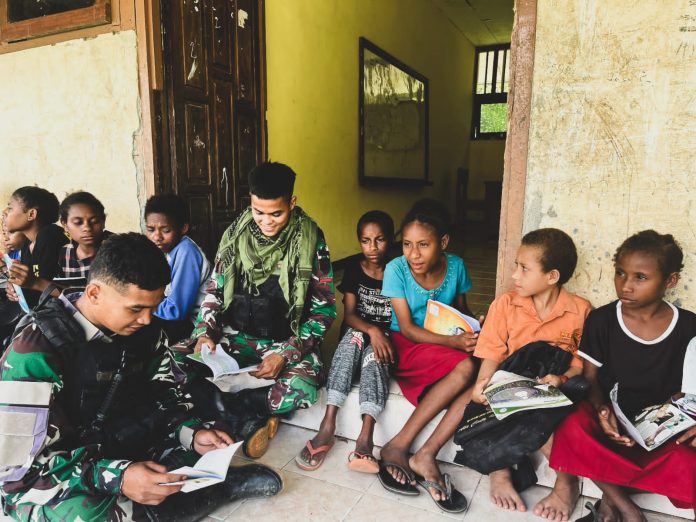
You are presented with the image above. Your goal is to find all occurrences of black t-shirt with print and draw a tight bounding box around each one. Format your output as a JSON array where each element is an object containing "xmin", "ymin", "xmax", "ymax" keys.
[
  {"xmin": 19, "ymin": 223, "xmax": 68, "ymax": 306},
  {"xmin": 337, "ymin": 257, "xmax": 392, "ymax": 330},
  {"xmin": 578, "ymin": 300, "xmax": 696, "ymax": 417}
]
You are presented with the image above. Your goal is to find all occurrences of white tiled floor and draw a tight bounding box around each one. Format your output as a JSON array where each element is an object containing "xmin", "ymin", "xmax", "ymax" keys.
[{"xmin": 204, "ymin": 424, "xmax": 691, "ymax": 522}]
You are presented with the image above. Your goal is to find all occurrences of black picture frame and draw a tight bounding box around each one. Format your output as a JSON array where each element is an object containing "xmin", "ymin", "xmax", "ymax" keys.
[{"xmin": 359, "ymin": 37, "xmax": 430, "ymax": 187}]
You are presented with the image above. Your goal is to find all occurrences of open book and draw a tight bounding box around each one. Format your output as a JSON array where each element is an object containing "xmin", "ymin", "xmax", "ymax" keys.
[
  {"xmin": 610, "ymin": 384, "xmax": 696, "ymax": 451},
  {"xmin": 3, "ymin": 253, "xmax": 30, "ymax": 313},
  {"xmin": 483, "ymin": 370, "xmax": 572, "ymax": 420},
  {"xmin": 188, "ymin": 345, "xmax": 275, "ymax": 394},
  {"xmin": 161, "ymin": 440, "xmax": 243, "ymax": 492},
  {"xmin": 423, "ymin": 299, "xmax": 481, "ymax": 335}
]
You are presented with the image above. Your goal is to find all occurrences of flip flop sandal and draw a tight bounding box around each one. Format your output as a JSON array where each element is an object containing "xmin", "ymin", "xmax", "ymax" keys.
[
  {"xmin": 347, "ymin": 451, "xmax": 379, "ymax": 474},
  {"xmin": 575, "ymin": 500, "xmax": 601, "ymax": 522},
  {"xmin": 294, "ymin": 440, "xmax": 334, "ymax": 471},
  {"xmin": 415, "ymin": 473, "xmax": 468, "ymax": 514},
  {"xmin": 377, "ymin": 460, "xmax": 420, "ymax": 496}
]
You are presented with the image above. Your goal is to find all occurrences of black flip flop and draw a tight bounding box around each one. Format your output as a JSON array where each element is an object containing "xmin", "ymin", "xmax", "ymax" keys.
[
  {"xmin": 377, "ymin": 460, "xmax": 419, "ymax": 496},
  {"xmin": 575, "ymin": 500, "xmax": 601, "ymax": 522},
  {"xmin": 415, "ymin": 472, "xmax": 468, "ymax": 514}
]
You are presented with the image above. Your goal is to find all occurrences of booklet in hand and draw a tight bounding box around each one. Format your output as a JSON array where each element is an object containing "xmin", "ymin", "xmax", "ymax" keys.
[
  {"xmin": 423, "ymin": 300, "xmax": 480, "ymax": 336},
  {"xmin": 160, "ymin": 440, "xmax": 243, "ymax": 492},
  {"xmin": 188, "ymin": 345, "xmax": 275, "ymax": 393},
  {"xmin": 483, "ymin": 370, "xmax": 572, "ymax": 420},
  {"xmin": 2, "ymin": 254, "xmax": 30, "ymax": 314},
  {"xmin": 610, "ymin": 384, "xmax": 696, "ymax": 451}
]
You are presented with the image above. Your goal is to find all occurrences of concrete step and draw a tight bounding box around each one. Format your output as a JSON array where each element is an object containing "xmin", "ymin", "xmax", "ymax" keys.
[{"xmin": 283, "ymin": 381, "xmax": 694, "ymax": 519}]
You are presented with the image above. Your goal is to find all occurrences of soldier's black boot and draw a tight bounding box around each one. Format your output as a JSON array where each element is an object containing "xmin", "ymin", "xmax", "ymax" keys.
[
  {"xmin": 234, "ymin": 387, "xmax": 279, "ymax": 459},
  {"xmin": 144, "ymin": 463, "xmax": 283, "ymax": 521}
]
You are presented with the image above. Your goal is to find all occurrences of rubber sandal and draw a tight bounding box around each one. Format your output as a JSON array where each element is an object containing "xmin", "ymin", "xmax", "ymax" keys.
[
  {"xmin": 415, "ymin": 473, "xmax": 468, "ymax": 513},
  {"xmin": 294, "ymin": 440, "xmax": 334, "ymax": 471},
  {"xmin": 575, "ymin": 500, "xmax": 601, "ymax": 522},
  {"xmin": 377, "ymin": 460, "xmax": 419, "ymax": 496},
  {"xmin": 347, "ymin": 451, "xmax": 379, "ymax": 474}
]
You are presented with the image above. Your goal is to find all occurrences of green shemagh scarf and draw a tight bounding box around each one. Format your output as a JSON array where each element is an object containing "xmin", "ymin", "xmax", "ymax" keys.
[{"xmin": 217, "ymin": 206, "xmax": 318, "ymax": 337}]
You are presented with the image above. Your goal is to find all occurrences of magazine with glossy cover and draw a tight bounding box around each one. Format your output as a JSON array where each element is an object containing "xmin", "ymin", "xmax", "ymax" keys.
[
  {"xmin": 483, "ymin": 370, "xmax": 572, "ymax": 420},
  {"xmin": 610, "ymin": 384, "xmax": 696, "ymax": 451},
  {"xmin": 423, "ymin": 299, "xmax": 481, "ymax": 335}
]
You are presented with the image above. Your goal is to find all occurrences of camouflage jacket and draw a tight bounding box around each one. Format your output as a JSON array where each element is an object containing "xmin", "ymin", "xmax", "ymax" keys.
[
  {"xmin": 192, "ymin": 230, "xmax": 336, "ymax": 364},
  {"xmin": 0, "ymin": 293, "xmax": 200, "ymax": 507}
]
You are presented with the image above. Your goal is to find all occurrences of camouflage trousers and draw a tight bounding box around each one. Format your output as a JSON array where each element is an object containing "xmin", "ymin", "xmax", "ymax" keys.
[
  {"xmin": 219, "ymin": 332, "xmax": 323, "ymax": 415},
  {"xmin": 5, "ymin": 449, "xmax": 198, "ymax": 522}
]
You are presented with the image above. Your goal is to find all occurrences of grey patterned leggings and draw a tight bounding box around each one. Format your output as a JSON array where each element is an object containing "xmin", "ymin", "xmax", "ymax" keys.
[{"xmin": 325, "ymin": 327, "xmax": 390, "ymax": 420}]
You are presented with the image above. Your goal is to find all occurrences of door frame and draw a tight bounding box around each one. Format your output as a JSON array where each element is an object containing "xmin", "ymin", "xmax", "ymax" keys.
[{"xmin": 496, "ymin": 0, "xmax": 537, "ymax": 295}]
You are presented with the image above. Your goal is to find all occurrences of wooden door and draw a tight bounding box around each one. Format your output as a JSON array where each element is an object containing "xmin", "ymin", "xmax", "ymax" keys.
[{"xmin": 159, "ymin": 0, "xmax": 266, "ymax": 257}]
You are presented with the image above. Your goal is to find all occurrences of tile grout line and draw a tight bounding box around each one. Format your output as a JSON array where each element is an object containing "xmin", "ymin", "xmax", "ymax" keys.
[{"xmin": 339, "ymin": 490, "xmax": 366, "ymax": 521}]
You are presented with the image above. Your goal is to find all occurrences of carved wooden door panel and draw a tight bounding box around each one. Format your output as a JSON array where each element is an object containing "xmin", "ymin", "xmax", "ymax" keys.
[{"xmin": 161, "ymin": 0, "xmax": 265, "ymax": 258}]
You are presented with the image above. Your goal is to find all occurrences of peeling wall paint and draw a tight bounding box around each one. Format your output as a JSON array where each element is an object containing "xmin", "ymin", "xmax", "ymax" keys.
[
  {"xmin": 525, "ymin": 0, "xmax": 696, "ymax": 308},
  {"xmin": 0, "ymin": 31, "xmax": 143, "ymax": 233}
]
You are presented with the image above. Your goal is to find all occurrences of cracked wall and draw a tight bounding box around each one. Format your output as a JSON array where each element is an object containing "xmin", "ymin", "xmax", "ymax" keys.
[
  {"xmin": 524, "ymin": 0, "xmax": 696, "ymax": 308},
  {"xmin": 0, "ymin": 31, "xmax": 143, "ymax": 233}
]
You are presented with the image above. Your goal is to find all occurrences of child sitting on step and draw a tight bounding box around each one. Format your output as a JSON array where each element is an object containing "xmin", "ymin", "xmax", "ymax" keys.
[{"xmin": 295, "ymin": 210, "xmax": 394, "ymax": 473}]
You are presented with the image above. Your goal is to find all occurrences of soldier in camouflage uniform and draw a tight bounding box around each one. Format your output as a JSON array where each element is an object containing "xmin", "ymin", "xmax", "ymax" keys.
[
  {"xmin": 186, "ymin": 162, "xmax": 336, "ymax": 456},
  {"xmin": 0, "ymin": 234, "xmax": 281, "ymax": 521}
]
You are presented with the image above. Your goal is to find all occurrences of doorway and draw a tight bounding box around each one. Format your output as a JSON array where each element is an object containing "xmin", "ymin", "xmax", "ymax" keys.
[{"xmin": 157, "ymin": 0, "xmax": 266, "ymax": 257}]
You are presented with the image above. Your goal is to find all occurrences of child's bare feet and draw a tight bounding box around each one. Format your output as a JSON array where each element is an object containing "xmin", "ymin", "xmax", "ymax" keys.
[
  {"xmin": 409, "ymin": 450, "xmax": 446, "ymax": 501},
  {"xmin": 380, "ymin": 442, "xmax": 415, "ymax": 485},
  {"xmin": 533, "ymin": 474, "xmax": 579, "ymax": 521},
  {"xmin": 489, "ymin": 468, "xmax": 526, "ymax": 511}
]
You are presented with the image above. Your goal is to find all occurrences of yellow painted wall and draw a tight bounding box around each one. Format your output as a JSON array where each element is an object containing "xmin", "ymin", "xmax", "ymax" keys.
[
  {"xmin": 265, "ymin": 0, "xmax": 476, "ymax": 260},
  {"xmin": 0, "ymin": 31, "xmax": 144, "ymax": 232},
  {"xmin": 525, "ymin": 0, "xmax": 696, "ymax": 308},
  {"xmin": 468, "ymin": 139, "xmax": 506, "ymax": 200}
]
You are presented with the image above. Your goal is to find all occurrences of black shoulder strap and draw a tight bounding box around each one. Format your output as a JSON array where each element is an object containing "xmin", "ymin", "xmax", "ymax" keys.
[{"xmin": 13, "ymin": 286, "xmax": 84, "ymax": 351}]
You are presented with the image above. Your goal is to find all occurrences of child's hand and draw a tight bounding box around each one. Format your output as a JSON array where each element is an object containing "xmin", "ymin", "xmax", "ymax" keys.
[
  {"xmin": 8, "ymin": 261, "xmax": 33, "ymax": 289},
  {"xmin": 597, "ymin": 405, "xmax": 635, "ymax": 447},
  {"xmin": 537, "ymin": 374, "xmax": 564, "ymax": 388},
  {"xmin": 194, "ymin": 335, "xmax": 216, "ymax": 354},
  {"xmin": 370, "ymin": 330, "xmax": 395, "ymax": 364},
  {"xmin": 676, "ymin": 426, "xmax": 696, "ymax": 447},
  {"xmin": 472, "ymin": 377, "xmax": 490, "ymax": 405},
  {"xmin": 5, "ymin": 282, "xmax": 19, "ymax": 302},
  {"xmin": 450, "ymin": 331, "xmax": 478, "ymax": 352}
]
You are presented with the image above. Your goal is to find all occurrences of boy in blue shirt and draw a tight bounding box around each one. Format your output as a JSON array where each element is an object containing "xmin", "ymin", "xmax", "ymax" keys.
[{"xmin": 145, "ymin": 194, "xmax": 211, "ymax": 342}]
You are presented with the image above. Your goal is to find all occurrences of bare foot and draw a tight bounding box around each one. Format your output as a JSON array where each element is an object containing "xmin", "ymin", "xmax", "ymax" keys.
[
  {"xmin": 380, "ymin": 442, "xmax": 415, "ymax": 485},
  {"xmin": 533, "ymin": 476, "xmax": 579, "ymax": 521},
  {"xmin": 409, "ymin": 451, "xmax": 446, "ymax": 501},
  {"xmin": 489, "ymin": 468, "xmax": 526, "ymax": 511}
]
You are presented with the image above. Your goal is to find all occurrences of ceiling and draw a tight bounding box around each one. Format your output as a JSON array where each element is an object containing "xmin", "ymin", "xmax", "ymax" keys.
[{"xmin": 432, "ymin": 0, "xmax": 514, "ymax": 46}]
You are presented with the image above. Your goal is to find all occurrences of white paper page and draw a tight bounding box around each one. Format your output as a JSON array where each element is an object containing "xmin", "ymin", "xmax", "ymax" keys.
[
  {"xmin": 610, "ymin": 384, "xmax": 651, "ymax": 451},
  {"xmin": 201, "ymin": 345, "xmax": 249, "ymax": 379},
  {"xmin": 208, "ymin": 373, "xmax": 275, "ymax": 394},
  {"xmin": 161, "ymin": 441, "xmax": 243, "ymax": 492}
]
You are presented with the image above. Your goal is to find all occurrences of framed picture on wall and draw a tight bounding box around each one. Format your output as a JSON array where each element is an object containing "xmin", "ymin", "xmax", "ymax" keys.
[{"xmin": 359, "ymin": 37, "xmax": 430, "ymax": 186}]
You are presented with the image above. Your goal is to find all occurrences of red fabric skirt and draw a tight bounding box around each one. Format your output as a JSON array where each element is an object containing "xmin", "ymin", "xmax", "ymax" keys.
[
  {"xmin": 391, "ymin": 331, "xmax": 471, "ymax": 406},
  {"xmin": 550, "ymin": 401, "xmax": 696, "ymax": 509}
]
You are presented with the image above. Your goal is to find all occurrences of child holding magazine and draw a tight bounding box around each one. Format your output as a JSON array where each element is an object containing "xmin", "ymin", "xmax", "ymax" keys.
[
  {"xmin": 377, "ymin": 199, "xmax": 479, "ymax": 513},
  {"xmin": 295, "ymin": 211, "xmax": 394, "ymax": 473},
  {"xmin": 550, "ymin": 230, "xmax": 696, "ymax": 520}
]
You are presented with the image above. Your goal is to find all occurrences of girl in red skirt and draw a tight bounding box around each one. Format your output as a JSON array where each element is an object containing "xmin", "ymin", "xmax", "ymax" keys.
[
  {"xmin": 377, "ymin": 199, "xmax": 480, "ymax": 513},
  {"xmin": 550, "ymin": 230, "xmax": 696, "ymax": 521}
]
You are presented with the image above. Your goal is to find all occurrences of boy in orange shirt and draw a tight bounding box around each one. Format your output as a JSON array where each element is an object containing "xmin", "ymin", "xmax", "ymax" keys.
[{"xmin": 470, "ymin": 228, "xmax": 591, "ymax": 521}]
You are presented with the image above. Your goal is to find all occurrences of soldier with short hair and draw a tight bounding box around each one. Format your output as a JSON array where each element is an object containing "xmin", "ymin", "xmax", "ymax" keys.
[{"xmin": 0, "ymin": 233, "xmax": 282, "ymax": 521}]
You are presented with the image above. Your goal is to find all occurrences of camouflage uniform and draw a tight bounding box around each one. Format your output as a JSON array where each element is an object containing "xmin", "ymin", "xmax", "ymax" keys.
[
  {"xmin": 190, "ymin": 232, "xmax": 336, "ymax": 414},
  {"xmin": 0, "ymin": 293, "xmax": 203, "ymax": 521}
]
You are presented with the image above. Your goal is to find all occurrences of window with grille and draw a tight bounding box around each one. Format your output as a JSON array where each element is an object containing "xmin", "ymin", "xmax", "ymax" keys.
[{"xmin": 472, "ymin": 44, "xmax": 510, "ymax": 140}]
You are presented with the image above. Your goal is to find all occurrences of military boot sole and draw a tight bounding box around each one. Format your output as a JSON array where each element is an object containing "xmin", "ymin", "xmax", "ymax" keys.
[
  {"xmin": 267, "ymin": 416, "xmax": 279, "ymax": 439},
  {"xmin": 243, "ymin": 417, "xmax": 275, "ymax": 459}
]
